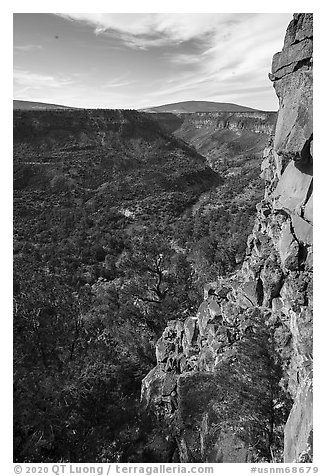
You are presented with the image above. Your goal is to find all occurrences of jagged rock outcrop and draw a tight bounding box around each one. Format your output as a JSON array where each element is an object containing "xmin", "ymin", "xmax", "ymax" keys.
[
  {"xmin": 267, "ymin": 13, "xmax": 313, "ymax": 463},
  {"xmin": 141, "ymin": 13, "xmax": 312, "ymax": 463}
]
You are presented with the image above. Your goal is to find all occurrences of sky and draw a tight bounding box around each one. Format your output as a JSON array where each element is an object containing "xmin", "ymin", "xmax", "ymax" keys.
[{"xmin": 13, "ymin": 12, "xmax": 293, "ymax": 111}]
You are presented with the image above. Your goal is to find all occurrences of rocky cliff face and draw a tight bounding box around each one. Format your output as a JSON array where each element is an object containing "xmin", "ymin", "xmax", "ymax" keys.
[
  {"xmin": 141, "ymin": 13, "xmax": 313, "ymax": 463},
  {"xmin": 267, "ymin": 12, "xmax": 313, "ymax": 463},
  {"xmin": 176, "ymin": 111, "xmax": 276, "ymax": 135}
]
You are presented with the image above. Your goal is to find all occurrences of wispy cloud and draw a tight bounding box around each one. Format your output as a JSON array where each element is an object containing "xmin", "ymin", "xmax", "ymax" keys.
[
  {"xmin": 13, "ymin": 68, "xmax": 75, "ymax": 91},
  {"xmin": 14, "ymin": 44, "xmax": 43, "ymax": 52},
  {"xmin": 147, "ymin": 13, "xmax": 291, "ymax": 108},
  {"xmin": 146, "ymin": 74, "xmax": 212, "ymax": 99},
  {"xmin": 54, "ymin": 13, "xmax": 291, "ymax": 105},
  {"xmin": 56, "ymin": 13, "xmax": 236, "ymax": 49},
  {"xmin": 165, "ymin": 52, "xmax": 201, "ymax": 65},
  {"xmin": 14, "ymin": 13, "xmax": 293, "ymax": 110},
  {"xmin": 102, "ymin": 75, "xmax": 135, "ymax": 89}
]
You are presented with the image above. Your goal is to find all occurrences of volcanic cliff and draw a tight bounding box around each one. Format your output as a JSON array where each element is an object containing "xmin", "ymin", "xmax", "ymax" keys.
[{"xmin": 141, "ymin": 13, "xmax": 313, "ymax": 463}]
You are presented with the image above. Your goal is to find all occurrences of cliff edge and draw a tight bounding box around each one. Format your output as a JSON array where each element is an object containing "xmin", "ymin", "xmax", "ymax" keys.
[{"xmin": 141, "ymin": 13, "xmax": 313, "ymax": 463}]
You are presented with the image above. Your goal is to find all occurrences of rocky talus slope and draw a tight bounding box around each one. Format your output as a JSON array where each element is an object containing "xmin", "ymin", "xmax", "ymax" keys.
[{"xmin": 141, "ymin": 13, "xmax": 313, "ymax": 463}]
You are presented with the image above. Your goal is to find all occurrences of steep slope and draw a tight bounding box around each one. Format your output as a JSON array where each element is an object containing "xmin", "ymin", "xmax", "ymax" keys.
[
  {"xmin": 13, "ymin": 108, "xmax": 224, "ymax": 462},
  {"xmin": 142, "ymin": 13, "xmax": 313, "ymax": 463},
  {"xmin": 146, "ymin": 111, "xmax": 277, "ymax": 282},
  {"xmin": 14, "ymin": 109, "xmax": 220, "ymax": 206},
  {"xmin": 14, "ymin": 109, "xmax": 223, "ymax": 296},
  {"xmin": 141, "ymin": 100, "xmax": 260, "ymax": 114},
  {"xmin": 150, "ymin": 110, "xmax": 277, "ymax": 214},
  {"xmin": 151, "ymin": 110, "xmax": 276, "ymax": 191}
]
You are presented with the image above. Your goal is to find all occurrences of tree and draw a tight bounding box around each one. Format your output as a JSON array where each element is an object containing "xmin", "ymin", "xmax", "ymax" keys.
[
  {"xmin": 13, "ymin": 264, "xmax": 153, "ymax": 462},
  {"xmin": 209, "ymin": 311, "xmax": 292, "ymax": 462}
]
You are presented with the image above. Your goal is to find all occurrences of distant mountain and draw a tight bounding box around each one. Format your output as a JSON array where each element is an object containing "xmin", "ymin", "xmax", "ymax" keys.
[
  {"xmin": 140, "ymin": 100, "xmax": 262, "ymax": 114},
  {"xmin": 13, "ymin": 100, "xmax": 75, "ymax": 110}
]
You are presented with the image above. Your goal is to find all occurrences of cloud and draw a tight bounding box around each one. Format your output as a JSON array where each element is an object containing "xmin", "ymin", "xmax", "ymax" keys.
[
  {"xmin": 154, "ymin": 13, "xmax": 291, "ymax": 107},
  {"xmin": 102, "ymin": 74, "xmax": 135, "ymax": 89},
  {"xmin": 14, "ymin": 44, "xmax": 43, "ymax": 52},
  {"xmin": 146, "ymin": 74, "xmax": 212, "ymax": 99},
  {"xmin": 14, "ymin": 13, "xmax": 292, "ymax": 110},
  {"xmin": 56, "ymin": 13, "xmax": 241, "ymax": 49},
  {"xmin": 13, "ymin": 68, "xmax": 75, "ymax": 91},
  {"xmin": 55, "ymin": 13, "xmax": 291, "ymax": 102},
  {"xmin": 204, "ymin": 14, "xmax": 291, "ymax": 79},
  {"xmin": 165, "ymin": 52, "xmax": 201, "ymax": 65}
]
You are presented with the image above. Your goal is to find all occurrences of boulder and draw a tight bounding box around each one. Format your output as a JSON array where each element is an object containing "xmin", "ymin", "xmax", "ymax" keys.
[
  {"xmin": 207, "ymin": 297, "xmax": 222, "ymax": 319},
  {"xmin": 238, "ymin": 279, "xmax": 259, "ymax": 307},
  {"xmin": 197, "ymin": 301, "xmax": 211, "ymax": 335},
  {"xmin": 260, "ymin": 256, "xmax": 283, "ymax": 306},
  {"xmin": 273, "ymin": 70, "xmax": 313, "ymax": 160},
  {"xmin": 220, "ymin": 300, "xmax": 237, "ymax": 324},
  {"xmin": 156, "ymin": 336, "xmax": 174, "ymax": 364},
  {"xmin": 291, "ymin": 214, "xmax": 313, "ymax": 245},
  {"xmin": 270, "ymin": 38, "xmax": 312, "ymax": 80},
  {"xmin": 252, "ymin": 231, "xmax": 270, "ymax": 258},
  {"xmin": 207, "ymin": 336, "xmax": 224, "ymax": 353},
  {"xmin": 141, "ymin": 365, "xmax": 166, "ymax": 409},
  {"xmin": 182, "ymin": 333, "xmax": 190, "ymax": 355},
  {"xmin": 280, "ymin": 273, "xmax": 312, "ymax": 315},
  {"xmin": 162, "ymin": 372, "xmax": 178, "ymax": 396},
  {"xmin": 273, "ymin": 161, "xmax": 312, "ymax": 215},
  {"xmin": 284, "ymin": 378, "xmax": 313, "ymax": 462},
  {"xmin": 175, "ymin": 319, "xmax": 184, "ymax": 338},
  {"xmin": 278, "ymin": 222, "xmax": 299, "ymax": 270},
  {"xmin": 184, "ymin": 316, "xmax": 197, "ymax": 345},
  {"xmin": 290, "ymin": 308, "xmax": 313, "ymax": 361},
  {"xmin": 272, "ymin": 297, "xmax": 284, "ymax": 313}
]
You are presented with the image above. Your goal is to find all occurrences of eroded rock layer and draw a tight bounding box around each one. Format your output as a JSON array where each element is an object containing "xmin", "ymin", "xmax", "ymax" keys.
[{"xmin": 141, "ymin": 13, "xmax": 313, "ymax": 463}]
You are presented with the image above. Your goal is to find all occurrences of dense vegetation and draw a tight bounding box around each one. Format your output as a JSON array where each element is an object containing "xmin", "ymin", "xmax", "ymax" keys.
[{"xmin": 13, "ymin": 109, "xmax": 270, "ymax": 462}]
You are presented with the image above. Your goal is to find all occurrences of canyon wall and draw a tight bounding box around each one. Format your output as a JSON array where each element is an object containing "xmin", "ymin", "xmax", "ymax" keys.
[
  {"xmin": 152, "ymin": 111, "xmax": 277, "ymax": 172},
  {"xmin": 141, "ymin": 13, "xmax": 313, "ymax": 463},
  {"xmin": 174, "ymin": 112, "xmax": 277, "ymax": 171},
  {"xmin": 267, "ymin": 12, "xmax": 313, "ymax": 463},
  {"xmin": 153, "ymin": 111, "xmax": 276, "ymax": 136},
  {"xmin": 13, "ymin": 109, "xmax": 174, "ymax": 148},
  {"xmin": 176, "ymin": 111, "xmax": 276, "ymax": 135}
]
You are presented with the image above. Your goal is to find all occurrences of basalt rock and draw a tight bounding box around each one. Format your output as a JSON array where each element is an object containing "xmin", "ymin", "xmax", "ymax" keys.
[{"xmin": 141, "ymin": 13, "xmax": 312, "ymax": 463}]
